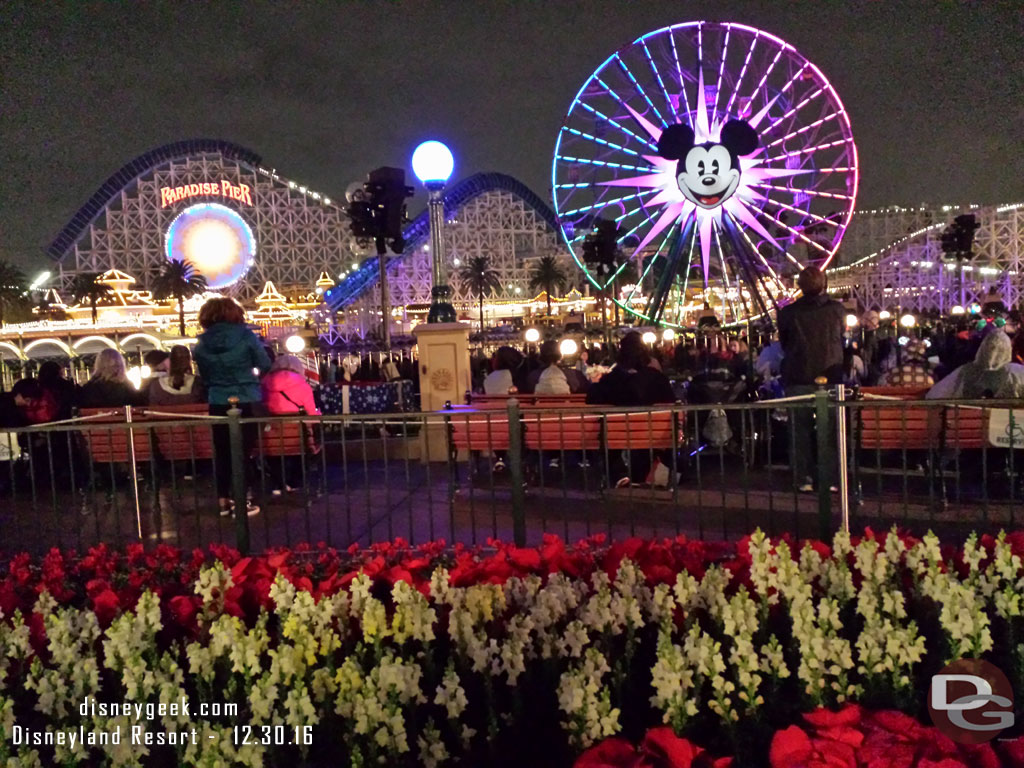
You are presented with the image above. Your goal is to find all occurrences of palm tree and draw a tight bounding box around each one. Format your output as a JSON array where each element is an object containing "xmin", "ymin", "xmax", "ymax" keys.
[
  {"xmin": 456, "ymin": 255, "xmax": 502, "ymax": 334},
  {"xmin": 151, "ymin": 259, "xmax": 208, "ymax": 336},
  {"xmin": 528, "ymin": 255, "xmax": 569, "ymax": 318},
  {"xmin": 70, "ymin": 273, "xmax": 113, "ymax": 325},
  {"xmin": 0, "ymin": 261, "xmax": 27, "ymax": 328}
]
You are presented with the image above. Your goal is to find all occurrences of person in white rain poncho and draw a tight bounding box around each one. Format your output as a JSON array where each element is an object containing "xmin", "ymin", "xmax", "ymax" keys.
[{"xmin": 926, "ymin": 330, "xmax": 1024, "ymax": 400}]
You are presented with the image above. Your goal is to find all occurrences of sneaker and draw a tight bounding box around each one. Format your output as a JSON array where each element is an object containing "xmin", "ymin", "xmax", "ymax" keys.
[
  {"xmin": 615, "ymin": 476, "xmax": 631, "ymax": 488},
  {"xmin": 244, "ymin": 501, "xmax": 260, "ymax": 516},
  {"xmin": 284, "ymin": 485, "xmax": 296, "ymax": 493},
  {"xmin": 798, "ymin": 479, "xmax": 815, "ymax": 493},
  {"xmin": 271, "ymin": 488, "xmax": 283, "ymax": 497},
  {"xmin": 829, "ymin": 485, "xmax": 839, "ymax": 493},
  {"xmin": 548, "ymin": 458, "xmax": 560, "ymax": 470},
  {"xmin": 493, "ymin": 459, "xmax": 506, "ymax": 472}
]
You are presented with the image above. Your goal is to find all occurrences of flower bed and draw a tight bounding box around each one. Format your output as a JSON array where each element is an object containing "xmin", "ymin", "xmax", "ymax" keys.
[{"xmin": 0, "ymin": 531, "xmax": 1023, "ymax": 766}]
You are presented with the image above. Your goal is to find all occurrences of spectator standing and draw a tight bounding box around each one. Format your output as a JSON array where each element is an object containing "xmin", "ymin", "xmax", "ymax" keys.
[
  {"xmin": 193, "ymin": 298, "xmax": 271, "ymax": 517},
  {"xmin": 77, "ymin": 349, "xmax": 146, "ymax": 408},
  {"xmin": 777, "ymin": 266, "xmax": 844, "ymax": 493},
  {"xmin": 148, "ymin": 346, "xmax": 205, "ymax": 405}
]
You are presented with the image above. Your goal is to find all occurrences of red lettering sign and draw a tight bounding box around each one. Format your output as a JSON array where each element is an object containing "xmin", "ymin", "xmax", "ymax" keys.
[{"xmin": 159, "ymin": 181, "xmax": 254, "ymax": 208}]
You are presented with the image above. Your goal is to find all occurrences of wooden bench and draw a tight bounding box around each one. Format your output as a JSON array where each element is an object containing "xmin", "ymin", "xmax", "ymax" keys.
[
  {"xmin": 260, "ymin": 419, "xmax": 322, "ymax": 458},
  {"xmin": 147, "ymin": 404, "xmax": 215, "ymax": 461},
  {"xmin": 942, "ymin": 405, "xmax": 987, "ymax": 451},
  {"xmin": 522, "ymin": 407, "xmax": 602, "ymax": 453},
  {"xmin": 449, "ymin": 409, "xmax": 511, "ymax": 453},
  {"xmin": 856, "ymin": 388, "xmax": 938, "ymax": 452},
  {"xmin": 78, "ymin": 407, "xmax": 156, "ymax": 464},
  {"xmin": 603, "ymin": 410, "xmax": 681, "ymax": 451}
]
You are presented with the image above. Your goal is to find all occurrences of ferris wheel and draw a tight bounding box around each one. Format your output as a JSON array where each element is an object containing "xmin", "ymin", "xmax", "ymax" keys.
[{"xmin": 552, "ymin": 22, "xmax": 858, "ymax": 327}]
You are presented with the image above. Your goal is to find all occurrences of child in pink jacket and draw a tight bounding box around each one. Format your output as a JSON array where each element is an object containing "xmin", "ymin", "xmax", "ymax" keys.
[{"xmin": 260, "ymin": 355, "xmax": 320, "ymax": 494}]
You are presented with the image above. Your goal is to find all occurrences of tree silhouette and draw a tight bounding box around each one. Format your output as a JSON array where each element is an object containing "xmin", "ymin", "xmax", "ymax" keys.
[
  {"xmin": 528, "ymin": 256, "xmax": 569, "ymax": 319},
  {"xmin": 456, "ymin": 255, "xmax": 502, "ymax": 334},
  {"xmin": 70, "ymin": 273, "xmax": 113, "ymax": 325},
  {"xmin": 0, "ymin": 261, "xmax": 27, "ymax": 328},
  {"xmin": 151, "ymin": 259, "xmax": 208, "ymax": 336}
]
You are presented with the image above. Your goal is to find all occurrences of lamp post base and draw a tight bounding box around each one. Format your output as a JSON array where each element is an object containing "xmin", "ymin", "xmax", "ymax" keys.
[{"xmin": 427, "ymin": 285, "xmax": 458, "ymax": 323}]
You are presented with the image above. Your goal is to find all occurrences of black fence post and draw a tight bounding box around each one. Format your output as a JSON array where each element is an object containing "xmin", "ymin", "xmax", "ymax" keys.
[
  {"xmin": 227, "ymin": 397, "xmax": 250, "ymax": 554},
  {"xmin": 814, "ymin": 377, "xmax": 834, "ymax": 540},
  {"xmin": 507, "ymin": 398, "xmax": 526, "ymax": 547}
]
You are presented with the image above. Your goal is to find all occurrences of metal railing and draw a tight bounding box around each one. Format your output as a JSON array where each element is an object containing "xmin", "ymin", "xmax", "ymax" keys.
[{"xmin": 0, "ymin": 388, "xmax": 1019, "ymax": 555}]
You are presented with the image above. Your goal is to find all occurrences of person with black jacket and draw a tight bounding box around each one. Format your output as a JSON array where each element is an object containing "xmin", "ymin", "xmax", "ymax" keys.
[
  {"xmin": 777, "ymin": 266, "xmax": 844, "ymax": 492},
  {"xmin": 77, "ymin": 349, "xmax": 146, "ymax": 408}
]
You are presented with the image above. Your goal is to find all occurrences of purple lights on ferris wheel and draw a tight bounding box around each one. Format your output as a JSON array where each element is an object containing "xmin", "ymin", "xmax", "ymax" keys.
[{"xmin": 552, "ymin": 20, "xmax": 859, "ymax": 328}]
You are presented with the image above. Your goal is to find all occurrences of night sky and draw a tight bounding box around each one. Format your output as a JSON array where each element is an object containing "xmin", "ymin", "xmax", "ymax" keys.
[{"xmin": 2, "ymin": 1, "xmax": 1022, "ymax": 273}]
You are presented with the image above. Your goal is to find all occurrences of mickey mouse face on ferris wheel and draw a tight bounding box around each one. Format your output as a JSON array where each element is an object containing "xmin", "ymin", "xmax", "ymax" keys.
[{"xmin": 656, "ymin": 120, "xmax": 760, "ymax": 210}]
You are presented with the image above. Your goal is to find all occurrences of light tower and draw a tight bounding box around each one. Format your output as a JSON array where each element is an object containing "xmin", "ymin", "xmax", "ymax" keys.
[{"xmin": 412, "ymin": 141, "xmax": 457, "ymax": 323}]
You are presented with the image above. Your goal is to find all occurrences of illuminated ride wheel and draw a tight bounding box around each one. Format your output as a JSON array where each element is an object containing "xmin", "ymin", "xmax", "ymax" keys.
[{"xmin": 552, "ymin": 21, "xmax": 858, "ymax": 327}]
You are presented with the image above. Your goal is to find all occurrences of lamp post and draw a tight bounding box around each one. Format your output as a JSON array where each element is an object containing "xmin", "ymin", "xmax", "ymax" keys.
[{"xmin": 412, "ymin": 141, "xmax": 457, "ymax": 323}]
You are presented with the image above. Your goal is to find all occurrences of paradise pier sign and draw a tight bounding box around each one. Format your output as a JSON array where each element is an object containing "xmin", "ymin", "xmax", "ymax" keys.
[{"xmin": 160, "ymin": 180, "xmax": 253, "ymax": 208}]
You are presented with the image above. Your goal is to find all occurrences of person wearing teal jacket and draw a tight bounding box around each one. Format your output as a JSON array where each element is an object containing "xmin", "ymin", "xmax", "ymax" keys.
[{"xmin": 193, "ymin": 297, "xmax": 272, "ymax": 517}]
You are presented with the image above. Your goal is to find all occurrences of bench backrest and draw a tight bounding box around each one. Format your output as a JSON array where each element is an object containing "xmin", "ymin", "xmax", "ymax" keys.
[
  {"xmin": 857, "ymin": 402, "xmax": 940, "ymax": 451},
  {"xmin": 147, "ymin": 404, "xmax": 215, "ymax": 461},
  {"xmin": 522, "ymin": 409, "xmax": 602, "ymax": 452},
  {"xmin": 604, "ymin": 410, "xmax": 680, "ymax": 450},
  {"xmin": 77, "ymin": 408, "xmax": 156, "ymax": 463}
]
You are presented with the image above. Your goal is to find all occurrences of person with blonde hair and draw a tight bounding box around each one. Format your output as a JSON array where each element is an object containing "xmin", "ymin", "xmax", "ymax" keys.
[
  {"xmin": 193, "ymin": 297, "xmax": 271, "ymax": 517},
  {"xmin": 148, "ymin": 345, "xmax": 205, "ymax": 405},
  {"xmin": 77, "ymin": 348, "xmax": 145, "ymax": 408}
]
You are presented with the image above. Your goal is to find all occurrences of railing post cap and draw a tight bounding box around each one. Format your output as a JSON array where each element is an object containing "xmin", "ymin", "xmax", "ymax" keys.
[
  {"xmin": 814, "ymin": 376, "xmax": 828, "ymax": 388},
  {"xmin": 227, "ymin": 396, "xmax": 240, "ymax": 405}
]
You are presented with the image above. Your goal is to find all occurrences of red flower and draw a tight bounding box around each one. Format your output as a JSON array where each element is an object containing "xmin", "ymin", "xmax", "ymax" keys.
[
  {"xmin": 167, "ymin": 595, "xmax": 200, "ymax": 632},
  {"xmin": 91, "ymin": 589, "xmax": 120, "ymax": 627},
  {"xmin": 857, "ymin": 709, "xmax": 997, "ymax": 768},
  {"xmin": 577, "ymin": 729, "xmax": 731, "ymax": 768},
  {"xmin": 574, "ymin": 737, "xmax": 639, "ymax": 768}
]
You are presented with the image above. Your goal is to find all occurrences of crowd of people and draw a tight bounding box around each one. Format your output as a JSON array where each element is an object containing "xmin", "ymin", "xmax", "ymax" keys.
[
  {"xmin": 0, "ymin": 298, "xmax": 321, "ymax": 517},
  {"xmin": 472, "ymin": 266, "xmax": 1024, "ymax": 490}
]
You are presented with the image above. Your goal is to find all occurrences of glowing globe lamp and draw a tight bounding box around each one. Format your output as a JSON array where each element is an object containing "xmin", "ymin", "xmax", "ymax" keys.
[
  {"xmin": 284, "ymin": 335, "xmax": 306, "ymax": 353},
  {"xmin": 899, "ymin": 314, "xmax": 916, "ymax": 328},
  {"xmin": 878, "ymin": 310, "xmax": 892, "ymax": 320},
  {"xmin": 662, "ymin": 328, "xmax": 676, "ymax": 342},
  {"xmin": 642, "ymin": 331, "xmax": 657, "ymax": 345},
  {"xmin": 845, "ymin": 314, "xmax": 859, "ymax": 328},
  {"xmin": 969, "ymin": 303, "xmax": 982, "ymax": 315},
  {"xmin": 524, "ymin": 328, "xmax": 541, "ymax": 343},
  {"xmin": 951, "ymin": 305, "xmax": 965, "ymax": 315},
  {"xmin": 559, "ymin": 338, "xmax": 578, "ymax": 357},
  {"xmin": 412, "ymin": 141, "xmax": 454, "ymax": 187}
]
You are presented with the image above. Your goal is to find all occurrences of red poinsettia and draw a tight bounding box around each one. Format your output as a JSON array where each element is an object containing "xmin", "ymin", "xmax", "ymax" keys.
[{"xmin": 576, "ymin": 727, "xmax": 731, "ymax": 768}]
